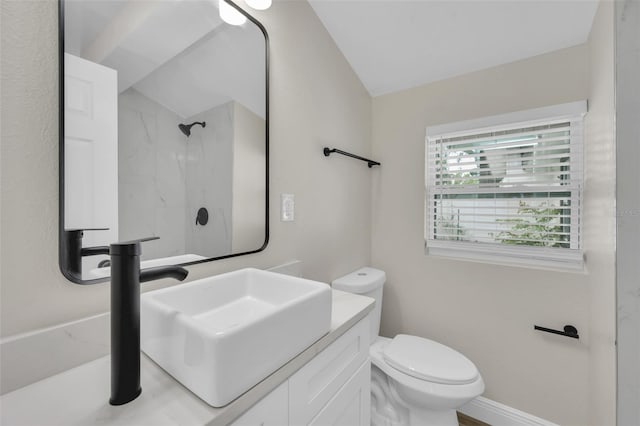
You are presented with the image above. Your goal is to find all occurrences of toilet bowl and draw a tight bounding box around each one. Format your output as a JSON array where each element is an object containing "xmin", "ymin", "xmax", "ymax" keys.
[{"xmin": 332, "ymin": 267, "xmax": 484, "ymax": 426}]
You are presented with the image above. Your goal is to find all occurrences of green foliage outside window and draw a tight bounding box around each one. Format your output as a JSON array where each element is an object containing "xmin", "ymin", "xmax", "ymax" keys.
[{"xmin": 493, "ymin": 201, "xmax": 569, "ymax": 248}]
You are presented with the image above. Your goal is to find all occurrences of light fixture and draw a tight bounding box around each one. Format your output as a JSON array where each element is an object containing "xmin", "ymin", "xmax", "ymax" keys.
[
  {"xmin": 245, "ymin": 0, "xmax": 272, "ymax": 10},
  {"xmin": 219, "ymin": 0, "xmax": 247, "ymax": 26}
]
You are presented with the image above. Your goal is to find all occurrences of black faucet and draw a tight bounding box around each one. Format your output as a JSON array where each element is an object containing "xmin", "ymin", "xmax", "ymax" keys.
[
  {"xmin": 108, "ymin": 238, "xmax": 188, "ymax": 406},
  {"xmin": 62, "ymin": 229, "xmax": 110, "ymax": 279}
]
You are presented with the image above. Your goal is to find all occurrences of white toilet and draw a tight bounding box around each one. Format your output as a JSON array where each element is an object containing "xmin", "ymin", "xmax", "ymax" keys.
[{"xmin": 332, "ymin": 267, "xmax": 485, "ymax": 426}]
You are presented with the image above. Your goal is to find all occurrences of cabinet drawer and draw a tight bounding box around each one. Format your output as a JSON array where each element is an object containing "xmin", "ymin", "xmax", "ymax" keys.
[
  {"xmin": 309, "ymin": 361, "xmax": 370, "ymax": 426},
  {"xmin": 289, "ymin": 318, "xmax": 369, "ymax": 425}
]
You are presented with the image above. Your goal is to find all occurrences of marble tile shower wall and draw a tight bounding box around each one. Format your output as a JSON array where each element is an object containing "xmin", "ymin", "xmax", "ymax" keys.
[
  {"xmin": 185, "ymin": 103, "xmax": 234, "ymax": 258},
  {"xmin": 119, "ymin": 88, "xmax": 187, "ymax": 259},
  {"xmin": 118, "ymin": 89, "xmax": 233, "ymax": 259}
]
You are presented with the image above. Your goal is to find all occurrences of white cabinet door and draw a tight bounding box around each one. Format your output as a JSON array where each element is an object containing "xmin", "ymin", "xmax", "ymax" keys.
[
  {"xmin": 289, "ymin": 318, "xmax": 369, "ymax": 425},
  {"xmin": 229, "ymin": 381, "xmax": 289, "ymax": 426},
  {"xmin": 308, "ymin": 361, "xmax": 371, "ymax": 426},
  {"xmin": 230, "ymin": 318, "xmax": 371, "ymax": 426}
]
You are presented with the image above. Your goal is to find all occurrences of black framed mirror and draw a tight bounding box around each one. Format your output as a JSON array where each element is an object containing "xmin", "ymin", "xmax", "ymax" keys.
[{"xmin": 59, "ymin": 0, "xmax": 269, "ymax": 284}]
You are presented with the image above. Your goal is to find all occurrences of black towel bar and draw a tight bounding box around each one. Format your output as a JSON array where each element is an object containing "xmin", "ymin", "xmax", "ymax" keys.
[
  {"xmin": 323, "ymin": 147, "xmax": 380, "ymax": 168},
  {"xmin": 534, "ymin": 324, "xmax": 579, "ymax": 339}
]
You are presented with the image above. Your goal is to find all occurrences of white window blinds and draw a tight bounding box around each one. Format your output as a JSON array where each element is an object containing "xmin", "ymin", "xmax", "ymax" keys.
[{"xmin": 425, "ymin": 102, "xmax": 586, "ymax": 270}]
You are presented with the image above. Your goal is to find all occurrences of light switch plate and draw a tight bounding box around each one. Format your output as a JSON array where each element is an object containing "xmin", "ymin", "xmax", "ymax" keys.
[{"xmin": 281, "ymin": 194, "xmax": 295, "ymax": 222}]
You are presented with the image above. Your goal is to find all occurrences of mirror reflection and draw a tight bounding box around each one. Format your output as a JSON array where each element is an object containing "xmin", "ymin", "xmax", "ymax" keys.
[{"xmin": 61, "ymin": 0, "xmax": 268, "ymax": 282}]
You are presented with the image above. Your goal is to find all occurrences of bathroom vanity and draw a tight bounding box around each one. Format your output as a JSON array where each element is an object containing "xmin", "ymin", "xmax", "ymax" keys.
[
  {"xmin": 0, "ymin": 290, "xmax": 373, "ymax": 426},
  {"xmin": 230, "ymin": 316, "xmax": 370, "ymax": 426}
]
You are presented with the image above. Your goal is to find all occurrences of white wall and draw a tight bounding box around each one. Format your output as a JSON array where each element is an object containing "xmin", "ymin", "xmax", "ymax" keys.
[
  {"xmin": 0, "ymin": 0, "xmax": 371, "ymax": 338},
  {"xmin": 371, "ymin": 42, "xmax": 612, "ymax": 425}
]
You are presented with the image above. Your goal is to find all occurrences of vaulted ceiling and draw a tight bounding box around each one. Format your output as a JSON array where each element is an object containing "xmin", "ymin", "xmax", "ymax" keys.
[
  {"xmin": 65, "ymin": 0, "xmax": 600, "ymax": 109},
  {"xmin": 308, "ymin": 0, "xmax": 599, "ymax": 96}
]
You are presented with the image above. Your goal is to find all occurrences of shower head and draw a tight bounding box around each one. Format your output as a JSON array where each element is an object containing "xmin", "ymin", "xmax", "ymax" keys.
[{"xmin": 178, "ymin": 121, "xmax": 206, "ymax": 137}]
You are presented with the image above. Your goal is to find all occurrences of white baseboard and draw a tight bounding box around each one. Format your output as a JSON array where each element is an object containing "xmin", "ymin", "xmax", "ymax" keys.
[{"xmin": 459, "ymin": 396, "xmax": 559, "ymax": 426}]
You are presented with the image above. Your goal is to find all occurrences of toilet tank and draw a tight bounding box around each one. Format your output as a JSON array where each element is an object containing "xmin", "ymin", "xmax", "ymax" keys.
[{"xmin": 331, "ymin": 267, "xmax": 386, "ymax": 342}]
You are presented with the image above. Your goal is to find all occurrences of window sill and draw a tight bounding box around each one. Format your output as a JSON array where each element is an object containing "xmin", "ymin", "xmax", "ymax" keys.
[{"xmin": 426, "ymin": 243, "xmax": 585, "ymax": 273}]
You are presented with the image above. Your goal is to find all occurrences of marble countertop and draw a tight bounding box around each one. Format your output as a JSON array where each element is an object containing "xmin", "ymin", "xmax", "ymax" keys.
[{"xmin": 0, "ymin": 290, "xmax": 374, "ymax": 426}]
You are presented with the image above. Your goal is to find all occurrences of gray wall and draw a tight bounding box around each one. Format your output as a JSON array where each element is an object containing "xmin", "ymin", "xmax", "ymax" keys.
[
  {"xmin": 232, "ymin": 102, "xmax": 267, "ymax": 254},
  {"xmin": 1, "ymin": 1, "xmax": 625, "ymax": 424},
  {"xmin": 586, "ymin": 2, "xmax": 616, "ymax": 424},
  {"xmin": 616, "ymin": 0, "xmax": 640, "ymax": 424},
  {"xmin": 371, "ymin": 28, "xmax": 615, "ymax": 425}
]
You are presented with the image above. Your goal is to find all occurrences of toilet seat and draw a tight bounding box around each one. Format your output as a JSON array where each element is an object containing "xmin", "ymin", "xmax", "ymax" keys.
[
  {"xmin": 383, "ymin": 334, "xmax": 479, "ymax": 385},
  {"xmin": 370, "ymin": 336, "xmax": 485, "ymax": 410}
]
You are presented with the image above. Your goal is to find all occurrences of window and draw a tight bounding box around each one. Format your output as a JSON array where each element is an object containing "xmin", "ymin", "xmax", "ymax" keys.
[{"xmin": 425, "ymin": 101, "xmax": 586, "ymax": 270}]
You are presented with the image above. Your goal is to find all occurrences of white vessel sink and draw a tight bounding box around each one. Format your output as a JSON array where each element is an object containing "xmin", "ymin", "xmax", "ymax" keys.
[{"xmin": 140, "ymin": 268, "xmax": 332, "ymax": 407}]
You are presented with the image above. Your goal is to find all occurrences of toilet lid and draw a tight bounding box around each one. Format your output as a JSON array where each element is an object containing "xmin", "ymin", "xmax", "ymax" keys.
[{"xmin": 382, "ymin": 335, "xmax": 479, "ymax": 385}]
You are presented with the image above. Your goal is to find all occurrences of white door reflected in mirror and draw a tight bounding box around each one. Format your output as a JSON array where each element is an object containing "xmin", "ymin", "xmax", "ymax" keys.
[{"xmin": 64, "ymin": 53, "xmax": 118, "ymax": 273}]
